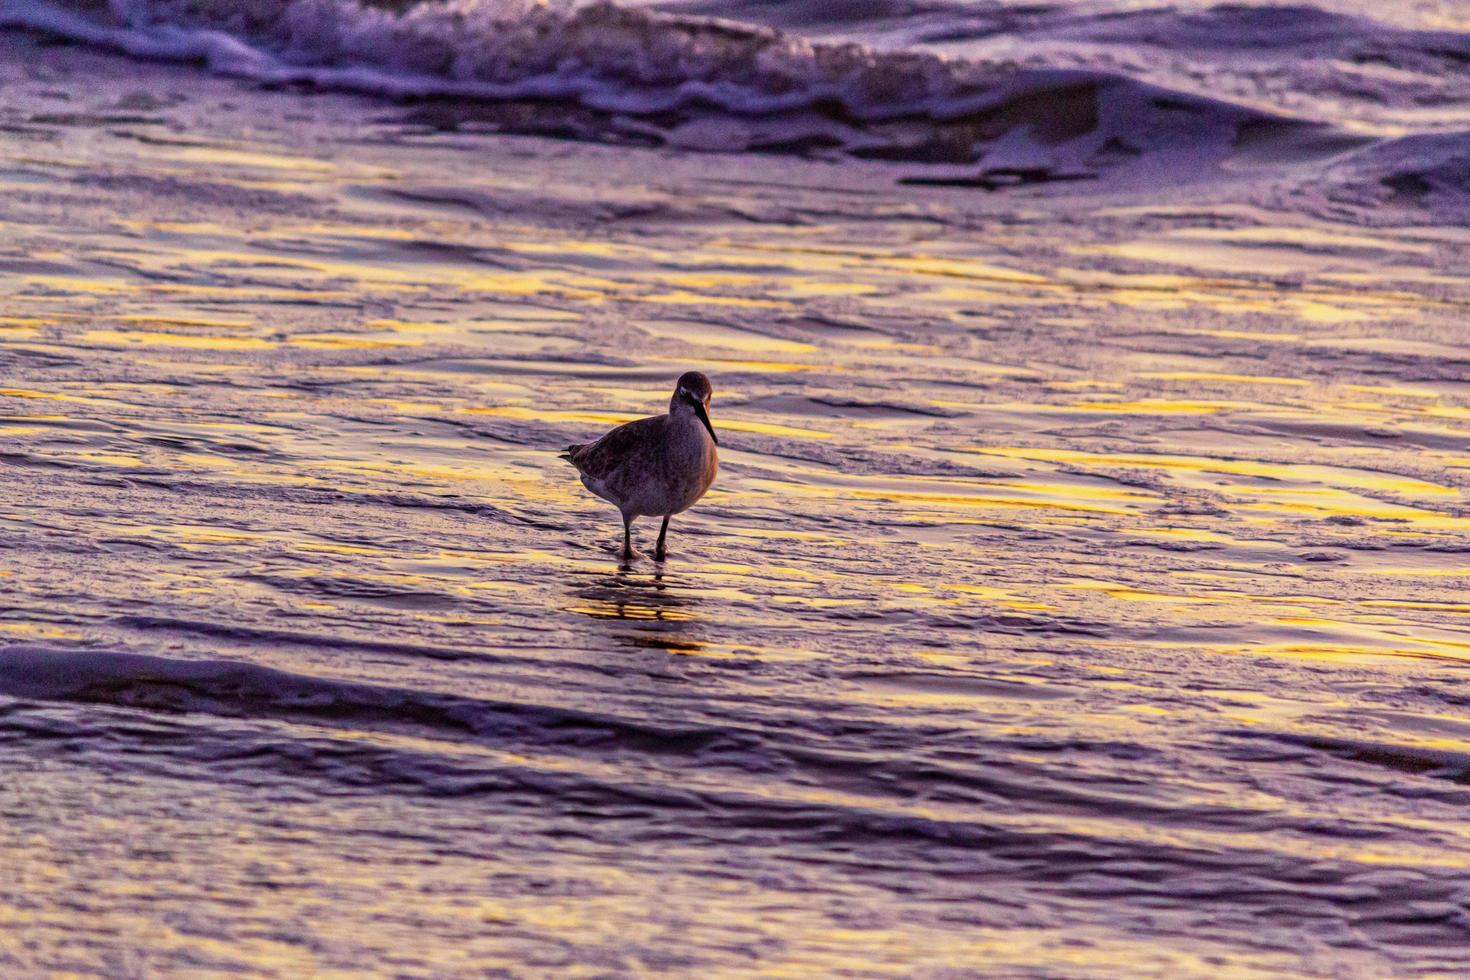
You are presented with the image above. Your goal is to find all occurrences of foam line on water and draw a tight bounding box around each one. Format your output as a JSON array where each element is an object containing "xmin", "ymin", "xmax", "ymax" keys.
[{"xmin": 0, "ymin": 0, "xmax": 1330, "ymax": 176}]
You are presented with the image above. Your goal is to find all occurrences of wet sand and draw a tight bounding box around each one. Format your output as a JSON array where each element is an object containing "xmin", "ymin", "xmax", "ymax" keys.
[{"xmin": 4, "ymin": 31, "xmax": 1470, "ymax": 977}]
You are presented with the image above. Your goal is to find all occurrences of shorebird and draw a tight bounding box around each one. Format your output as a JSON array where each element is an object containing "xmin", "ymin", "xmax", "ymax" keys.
[{"xmin": 561, "ymin": 371, "xmax": 719, "ymax": 562}]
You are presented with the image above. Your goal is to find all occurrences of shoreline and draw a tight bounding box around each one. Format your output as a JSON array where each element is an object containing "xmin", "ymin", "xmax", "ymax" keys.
[{"xmin": 3, "ymin": 27, "xmax": 1470, "ymax": 977}]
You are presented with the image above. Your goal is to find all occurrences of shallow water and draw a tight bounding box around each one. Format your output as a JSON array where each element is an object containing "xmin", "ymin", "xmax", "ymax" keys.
[{"xmin": 3, "ymin": 11, "xmax": 1470, "ymax": 978}]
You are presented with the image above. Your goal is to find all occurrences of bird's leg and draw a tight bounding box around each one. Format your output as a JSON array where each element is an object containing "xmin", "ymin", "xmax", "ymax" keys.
[
  {"xmin": 622, "ymin": 514, "xmax": 635, "ymax": 562},
  {"xmin": 655, "ymin": 516, "xmax": 670, "ymax": 561}
]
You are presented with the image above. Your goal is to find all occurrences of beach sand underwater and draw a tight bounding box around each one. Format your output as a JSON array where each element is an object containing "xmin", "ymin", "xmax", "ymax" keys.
[{"xmin": 2, "ymin": 1, "xmax": 1470, "ymax": 975}]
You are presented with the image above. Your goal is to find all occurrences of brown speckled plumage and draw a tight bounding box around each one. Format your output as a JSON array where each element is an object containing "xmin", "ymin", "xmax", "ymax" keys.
[{"xmin": 561, "ymin": 372, "xmax": 719, "ymax": 561}]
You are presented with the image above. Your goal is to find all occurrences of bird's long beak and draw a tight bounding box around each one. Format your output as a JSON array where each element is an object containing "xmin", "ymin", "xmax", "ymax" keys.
[{"xmin": 690, "ymin": 397, "xmax": 718, "ymax": 445}]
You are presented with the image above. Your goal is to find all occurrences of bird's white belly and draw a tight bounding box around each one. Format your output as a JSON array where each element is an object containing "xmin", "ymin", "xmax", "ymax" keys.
[{"xmin": 581, "ymin": 474, "xmax": 618, "ymax": 507}]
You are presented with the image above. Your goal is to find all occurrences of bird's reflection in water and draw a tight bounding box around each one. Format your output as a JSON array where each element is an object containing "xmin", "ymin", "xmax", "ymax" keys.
[{"xmin": 564, "ymin": 566, "xmax": 705, "ymax": 654}]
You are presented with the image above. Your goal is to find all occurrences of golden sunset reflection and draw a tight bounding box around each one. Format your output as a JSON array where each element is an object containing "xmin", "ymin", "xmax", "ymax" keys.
[{"xmin": 3, "ymin": 24, "xmax": 1470, "ymax": 977}]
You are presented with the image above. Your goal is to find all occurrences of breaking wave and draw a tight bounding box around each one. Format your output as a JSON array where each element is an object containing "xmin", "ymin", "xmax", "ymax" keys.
[{"xmin": 0, "ymin": 0, "xmax": 1351, "ymax": 179}]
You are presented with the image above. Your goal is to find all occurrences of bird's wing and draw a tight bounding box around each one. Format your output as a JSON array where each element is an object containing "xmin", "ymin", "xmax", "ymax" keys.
[{"xmin": 565, "ymin": 415, "xmax": 664, "ymax": 481}]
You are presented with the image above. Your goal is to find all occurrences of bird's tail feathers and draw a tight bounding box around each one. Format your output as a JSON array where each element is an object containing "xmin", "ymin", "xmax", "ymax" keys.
[{"xmin": 559, "ymin": 443, "xmax": 584, "ymax": 463}]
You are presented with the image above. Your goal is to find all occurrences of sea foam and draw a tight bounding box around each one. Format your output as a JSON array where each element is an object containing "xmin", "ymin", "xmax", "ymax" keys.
[{"xmin": 2, "ymin": 0, "xmax": 1335, "ymax": 180}]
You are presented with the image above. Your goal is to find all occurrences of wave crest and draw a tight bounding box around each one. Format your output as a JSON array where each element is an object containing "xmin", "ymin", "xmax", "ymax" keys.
[{"xmin": 7, "ymin": 0, "xmax": 1339, "ymax": 177}]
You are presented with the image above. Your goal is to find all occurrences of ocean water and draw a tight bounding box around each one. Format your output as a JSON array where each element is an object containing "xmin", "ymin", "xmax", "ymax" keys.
[{"xmin": 2, "ymin": 2, "xmax": 1470, "ymax": 976}]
